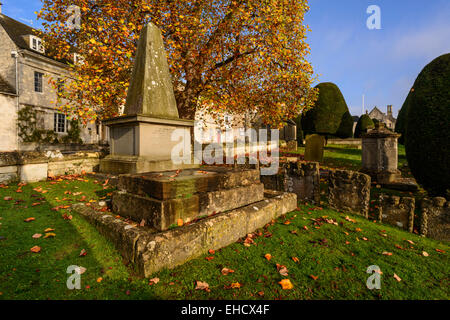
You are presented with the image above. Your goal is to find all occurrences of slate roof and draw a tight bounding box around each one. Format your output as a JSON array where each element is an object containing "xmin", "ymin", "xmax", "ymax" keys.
[
  {"xmin": 0, "ymin": 13, "xmax": 68, "ymax": 63},
  {"xmin": 0, "ymin": 13, "xmax": 40, "ymax": 50},
  {"xmin": 0, "ymin": 75, "xmax": 15, "ymax": 95}
]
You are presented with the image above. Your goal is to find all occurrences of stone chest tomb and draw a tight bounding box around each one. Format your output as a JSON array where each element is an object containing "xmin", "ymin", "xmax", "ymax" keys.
[{"xmin": 361, "ymin": 122, "xmax": 401, "ymax": 184}]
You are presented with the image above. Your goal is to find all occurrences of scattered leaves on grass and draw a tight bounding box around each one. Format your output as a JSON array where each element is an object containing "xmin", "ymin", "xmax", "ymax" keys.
[
  {"xmin": 264, "ymin": 253, "xmax": 272, "ymax": 261},
  {"xmin": 195, "ymin": 281, "xmax": 210, "ymax": 292},
  {"xmin": 177, "ymin": 219, "xmax": 183, "ymax": 227},
  {"xmin": 393, "ymin": 274, "xmax": 402, "ymax": 282},
  {"xmin": 277, "ymin": 264, "xmax": 289, "ymax": 277},
  {"xmin": 345, "ymin": 216, "xmax": 356, "ymax": 223},
  {"xmin": 149, "ymin": 278, "xmax": 159, "ymax": 285},
  {"xmin": 32, "ymin": 234, "xmax": 42, "ymax": 239},
  {"xmin": 3, "ymin": 197, "xmax": 12, "ymax": 201},
  {"xmin": 24, "ymin": 217, "xmax": 35, "ymax": 222},
  {"xmin": 97, "ymin": 277, "xmax": 103, "ymax": 283},
  {"xmin": 382, "ymin": 251, "xmax": 393, "ymax": 256},
  {"xmin": 292, "ymin": 257, "xmax": 299, "ymax": 263},
  {"xmin": 406, "ymin": 240, "xmax": 415, "ymax": 245},
  {"xmin": 62, "ymin": 214, "xmax": 73, "ymax": 220},
  {"xmin": 30, "ymin": 246, "xmax": 41, "ymax": 253},
  {"xmin": 79, "ymin": 249, "xmax": 87, "ymax": 257},
  {"xmin": 309, "ymin": 275, "xmax": 318, "ymax": 280},
  {"xmin": 77, "ymin": 267, "xmax": 87, "ymax": 275},
  {"xmin": 205, "ymin": 256, "xmax": 214, "ymax": 261},
  {"xmin": 422, "ymin": 251, "xmax": 429, "ymax": 257},
  {"xmin": 221, "ymin": 268, "xmax": 235, "ymax": 275},
  {"xmin": 278, "ymin": 279, "xmax": 293, "ymax": 290},
  {"xmin": 435, "ymin": 248, "xmax": 446, "ymax": 253},
  {"xmin": 44, "ymin": 233, "xmax": 56, "ymax": 239},
  {"xmin": 224, "ymin": 281, "xmax": 243, "ymax": 290},
  {"xmin": 44, "ymin": 228, "xmax": 55, "ymax": 233},
  {"xmin": 208, "ymin": 249, "xmax": 215, "ymax": 255}
]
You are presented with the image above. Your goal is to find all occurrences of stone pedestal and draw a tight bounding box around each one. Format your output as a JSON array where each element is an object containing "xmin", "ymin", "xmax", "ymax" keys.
[
  {"xmin": 100, "ymin": 115, "xmax": 198, "ymax": 174},
  {"xmin": 361, "ymin": 123, "xmax": 401, "ymax": 184}
]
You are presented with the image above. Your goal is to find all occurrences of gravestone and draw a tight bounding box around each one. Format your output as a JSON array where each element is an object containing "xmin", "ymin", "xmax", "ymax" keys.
[
  {"xmin": 304, "ymin": 134, "xmax": 324, "ymax": 162},
  {"xmin": 100, "ymin": 23, "xmax": 198, "ymax": 174},
  {"xmin": 328, "ymin": 170, "xmax": 371, "ymax": 218}
]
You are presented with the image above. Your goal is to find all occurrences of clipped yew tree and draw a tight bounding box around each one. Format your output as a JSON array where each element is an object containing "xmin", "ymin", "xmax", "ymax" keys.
[
  {"xmin": 294, "ymin": 115, "xmax": 304, "ymax": 145},
  {"xmin": 354, "ymin": 114, "xmax": 374, "ymax": 138},
  {"xmin": 405, "ymin": 53, "xmax": 450, "ymax": 196},
  {"xmin": 395, "ymin": 91, "xmax": 411, "ymax": 145},
  {"xmin": 301, "ymin": 82, "xmax": 350, "ymax": 137},
  {"xmin": 336, "ymin": 111, "xmax": 354, "ymax": 138}
]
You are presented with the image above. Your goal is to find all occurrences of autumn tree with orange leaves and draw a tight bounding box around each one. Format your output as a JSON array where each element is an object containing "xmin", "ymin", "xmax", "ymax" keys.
[{"xmin": 38, "ymin": 0, "xmax": 318, "ymax": 128}]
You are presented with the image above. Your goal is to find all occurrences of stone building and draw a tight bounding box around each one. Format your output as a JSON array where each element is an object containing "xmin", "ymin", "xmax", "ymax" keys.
[
  {"xmin": 0, "ymin": 7, "xmax": 104, "ymax": 152},
  {"xmin": 368, "ymin": 105, "xmax": 396, "ymax": 130}
]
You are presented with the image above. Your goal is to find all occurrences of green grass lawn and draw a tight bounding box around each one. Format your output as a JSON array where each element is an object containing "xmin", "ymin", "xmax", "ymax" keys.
[
  {"xmin": 0, "ymin": 175, "xmax": 448, "ymax": 300},
  {"xmin": 286, "ymin": 144, "xmax": 408, "ymax": 173}
]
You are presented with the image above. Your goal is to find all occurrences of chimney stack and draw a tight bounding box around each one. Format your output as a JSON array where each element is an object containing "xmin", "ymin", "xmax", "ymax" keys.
[{"xmin": 387, "ymin": 105, "xmax": 392, "ymax": 116}]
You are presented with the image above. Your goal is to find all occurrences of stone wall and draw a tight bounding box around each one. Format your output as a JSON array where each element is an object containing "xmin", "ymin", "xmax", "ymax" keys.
[
  {"xmin": 328, "ymin": 170, "xmax": 371, "ymax": 218},
  {"xmin": 0, "ymin": 150, "xmax": 105, "ymax": 183},
  {"xmin": 327, "ymin": 138, "xmax": 361, "ymax": 147},
  {"xmin": 419, "ymin": 197, "xmax": 449, "ymax": 242},
  {"xmin": 377, "ymin": 194, "xmax": 415, "ymax": 232},
  {"xmin": 260, "ymin": 160, "xmax": 320, "ymax": 203},
  {"xmin": 0, "ymin": 94, "xmax": 18, "ymax": 152}
]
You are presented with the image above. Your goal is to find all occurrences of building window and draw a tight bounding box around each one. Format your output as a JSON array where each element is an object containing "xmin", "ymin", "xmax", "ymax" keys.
[
  {"xmin": 34, "ymin": 71, "xmax": 43, "ymax": 93},
  {"xmin": 54, "ymin": 113, "xmax": 67, "ymax": 133},
  {"xmin": 73, "ymin": 53, "xmax": 85, "ymax": 65},
  {"xmin": 30, "ymin": 35, "xmax": 45, "ymax": 53}
]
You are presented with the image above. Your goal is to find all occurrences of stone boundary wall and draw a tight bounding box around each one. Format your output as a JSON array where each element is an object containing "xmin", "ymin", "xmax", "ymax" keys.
[
  {"xmin": 419, "ymin": 197, "xmax": 449, "ymax": 242},
  {"xmin": 260, "ymin": 161, "xmax": 320, "ymax": 203},
  {"xmin": 377, "ymin": 194, "xmax": 415, "ymax": 232},
  {"xmin": 327, "ymin": 138, "xmax": 362, "ymax": 146},
  {"xmin": 18, "ymin": 143, "xmax": 108, "ymax": 152},
  {"xmin": 0, "ymin": 150, "xmax": 106, "ymax": 183}
]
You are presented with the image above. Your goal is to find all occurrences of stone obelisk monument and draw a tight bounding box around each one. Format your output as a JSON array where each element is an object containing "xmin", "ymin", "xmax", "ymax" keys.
[{"xmin": 100, "ymin": 23, "xmax": 197, "ymax": 174}]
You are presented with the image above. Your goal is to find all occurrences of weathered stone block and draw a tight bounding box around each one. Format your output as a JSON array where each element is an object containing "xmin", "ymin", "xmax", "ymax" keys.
[
  {"xmin": 377, "ymin": 194, "xmax": 415, "ymax": 232},
  {"xmin": 261, "ymin": 161, "xmax": 320, "ymax": 203},
  {"xmin": 112, "ymin": 183, "xmax": 265, "ymax": 231},
  {"xmin": 118, "ymin": 166, "xmax": 260, "ymax": 200},
  {"xmin": 19, "ymin": 163, "xmax": 48, "ymax": 182},
  {"xmin": 75, "ymin": 192, "xmax": 297, "ymax": 277},
  {"xmin": 361, "ymin": 123, "xmax": 401, "ymax": 184},
  {"xmin": 419, "ymin": 197, "xmax": 450, "ymax": 242},
  {"xmin": 328, "ymin": 170, "xmax": 371, "ymax": 218}
]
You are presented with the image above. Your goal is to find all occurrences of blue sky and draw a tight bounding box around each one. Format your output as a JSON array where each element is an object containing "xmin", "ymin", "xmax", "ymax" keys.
[{"xmin": 2, "ymin": 0, "xmax": 450, "ymax": 117}]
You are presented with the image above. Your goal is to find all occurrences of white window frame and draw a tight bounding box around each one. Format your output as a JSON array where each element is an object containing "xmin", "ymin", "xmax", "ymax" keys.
[
  {"xmin": 73, "ymin": 53, "xmax": 85, "ymax": 65},
  {"xmin": 29, "ymin": 35, "xmax": 45, "ymax": 53}
]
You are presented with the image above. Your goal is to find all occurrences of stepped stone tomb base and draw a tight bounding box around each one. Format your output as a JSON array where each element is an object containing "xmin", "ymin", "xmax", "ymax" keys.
[{"xmin": 75, "ymin": 166, "xmax": 296, "ymax": 277}]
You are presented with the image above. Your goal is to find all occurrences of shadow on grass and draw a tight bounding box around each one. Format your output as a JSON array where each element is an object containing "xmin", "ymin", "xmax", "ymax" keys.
[{"xmin": 0, "ymin": 179, "xmax": 162, "ymax": 300}]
